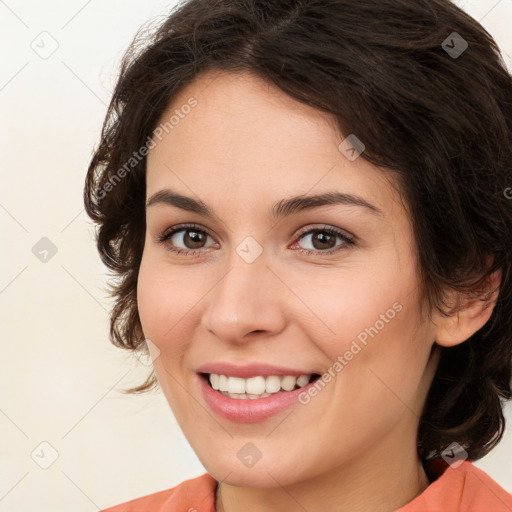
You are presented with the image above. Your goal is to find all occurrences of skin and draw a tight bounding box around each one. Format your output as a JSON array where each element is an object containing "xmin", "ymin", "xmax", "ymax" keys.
[{"xmin": 137, "ymin": 69, "xmax": 499, "ymax": 512}]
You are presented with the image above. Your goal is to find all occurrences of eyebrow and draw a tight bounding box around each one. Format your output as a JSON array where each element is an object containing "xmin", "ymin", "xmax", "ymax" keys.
[{"xmin": 146, "ymin": 188, "xmax": 383, "ymax": 219}]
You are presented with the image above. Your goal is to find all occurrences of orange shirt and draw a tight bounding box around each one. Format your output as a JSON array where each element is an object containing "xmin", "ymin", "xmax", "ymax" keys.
[{"xmin": 101, "ymin": 460, "xmax": 512, "ymax": 512}]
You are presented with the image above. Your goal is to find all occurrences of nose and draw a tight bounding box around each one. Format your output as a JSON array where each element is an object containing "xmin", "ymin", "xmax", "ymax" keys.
[{"xmin": 200, "ymin": 247, "xmax": 287, "ymax": 345}]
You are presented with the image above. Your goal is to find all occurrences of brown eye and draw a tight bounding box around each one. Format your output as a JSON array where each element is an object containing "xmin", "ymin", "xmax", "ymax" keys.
[
  {"xmin": 177, "ymin": 229, "xmax": 208, "ymax": 249},
  {"xmin": 307, "ymin": 231, "xmax": 336, "ymax": 250},
  {"xmin": 294, "ymin": 226, "xmax": 355, "ymax": 255},
  {"xmin": 157, "ymin": 224, "xmax": 216, "ymax": 255}
]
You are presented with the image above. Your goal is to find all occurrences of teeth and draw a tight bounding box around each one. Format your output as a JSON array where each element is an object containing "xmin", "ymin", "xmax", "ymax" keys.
[
  {"xmin": 246, "ymin": 376, "xmax": 266, "ymax": 395},
  {"xmin": 218, "ymin": 374, "xmax": 228, "ymax": 391},
  {"xmin": 210, "ymin": 374, "xmax": 220, "ymax": 390},
  {"xmin": 265, "ymin": 375, "xmax": 281, "ymax": 393},
  {"xmin": 297, "ymin": 375, "xmax": 310, "ymax": 387},
  {"xmin": 281, "ymin": 375, "xmax": 296, "ymax": 391},
  {"xmin": 227, "ymin": 377, "xmax": 246, "ymax": 394},
  {"xmin": 208, "ymin": 373, "xmax": 312, "ymax": 398}
]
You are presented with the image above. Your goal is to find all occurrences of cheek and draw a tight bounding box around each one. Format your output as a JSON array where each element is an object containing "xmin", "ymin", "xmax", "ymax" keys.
[
  {"xmin": 136, "ymin": 254, "xmax": 199, "ymax": 412},
  {"xmin": 136, "ymin": 251, "xmax": 196, "ymax": 358},
  {"xmin": 298, "ymin": 254, "xmax": 428, "ymax": 404},
  {"xmin": 292, "ymin": 255, "xmax": 411, "ymax": 358},
  {"xmin": 327, "ymin": 287, "xmax": 430, "ymax": 422},
  {"xmin": 136, "ymin": 258, "xmax": 164, "ymax": 339}
]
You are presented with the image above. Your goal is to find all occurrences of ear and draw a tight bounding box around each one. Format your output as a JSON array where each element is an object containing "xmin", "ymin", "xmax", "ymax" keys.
[{"xmin": 434, "ymin": 267, "xmax": 501, "ymax": 348}]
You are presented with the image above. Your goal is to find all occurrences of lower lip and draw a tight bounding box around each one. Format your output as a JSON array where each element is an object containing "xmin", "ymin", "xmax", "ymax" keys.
[{"xmin": 198, "ymin": 374, "xmax": 318, "ymax": 423}]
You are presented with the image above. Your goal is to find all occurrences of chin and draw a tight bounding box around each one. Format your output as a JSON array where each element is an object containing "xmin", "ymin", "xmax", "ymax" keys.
[{"xmin": 199, "ymin": 449, "xmax": 311, "ymax": 488}]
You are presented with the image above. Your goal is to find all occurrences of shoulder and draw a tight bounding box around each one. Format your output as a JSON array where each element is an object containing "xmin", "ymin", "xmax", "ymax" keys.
[
  {"xmin": 100, "ymin": 473, "xmax": 218, "ymax": 512},
  {"xmin": 399, "ymin": 460, "xmax": 512, "ymax": 512}
]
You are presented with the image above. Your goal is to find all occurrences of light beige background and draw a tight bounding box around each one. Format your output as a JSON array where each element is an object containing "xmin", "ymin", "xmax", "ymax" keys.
[{"xmin": 1, "ymin": 1, "xmax": 511, "ymax": 510}]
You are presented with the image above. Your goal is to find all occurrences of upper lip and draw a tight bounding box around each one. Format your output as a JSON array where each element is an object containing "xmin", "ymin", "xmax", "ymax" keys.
[{"xmin": 196, "ymin": 362, "xmax": 319, "ymax": 379}]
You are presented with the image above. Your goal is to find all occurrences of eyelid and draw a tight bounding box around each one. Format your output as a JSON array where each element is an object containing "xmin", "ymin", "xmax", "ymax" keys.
[{"xmin": 294, "ymin": 223, "xmax": 354, "ymax": 242}]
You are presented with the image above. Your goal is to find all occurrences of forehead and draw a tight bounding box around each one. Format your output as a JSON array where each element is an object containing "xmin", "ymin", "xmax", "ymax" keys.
[{"xmin": 145, "ymin": 69, "xmax": 403, "ymax": 219}]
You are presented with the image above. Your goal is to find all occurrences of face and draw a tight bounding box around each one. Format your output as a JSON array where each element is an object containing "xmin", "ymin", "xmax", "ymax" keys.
[{"xmin": 138, "ymin": 69, "xmax": 439, "ymax": 487}]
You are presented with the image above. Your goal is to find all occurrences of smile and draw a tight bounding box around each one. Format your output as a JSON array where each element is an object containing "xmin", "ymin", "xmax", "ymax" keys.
[{"xmin": 197, "ymin": 365, "xmax": 323, "ymax": 422}]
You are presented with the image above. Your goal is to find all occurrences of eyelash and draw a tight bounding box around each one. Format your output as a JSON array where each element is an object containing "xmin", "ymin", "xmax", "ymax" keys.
[{"xmin": 156, "ymin": 222, "xmax": 355, "ymax": 257}]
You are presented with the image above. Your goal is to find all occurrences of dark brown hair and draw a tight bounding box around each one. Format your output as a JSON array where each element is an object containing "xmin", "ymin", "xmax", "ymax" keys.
[{"xmin": 84, "ymin": 0, "xmax": 512, "ymax": 463}]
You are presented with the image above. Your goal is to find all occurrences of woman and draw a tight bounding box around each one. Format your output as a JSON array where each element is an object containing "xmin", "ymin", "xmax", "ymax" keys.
[{"xmin": 84, "ymin": 0, "xmax": 512, "ymax": 510}]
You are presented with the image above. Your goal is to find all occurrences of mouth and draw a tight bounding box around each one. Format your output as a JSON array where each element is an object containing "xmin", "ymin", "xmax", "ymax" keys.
[{"xmin": 199, "ymin": 372, "xmax": 322, "ymax": 400}]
